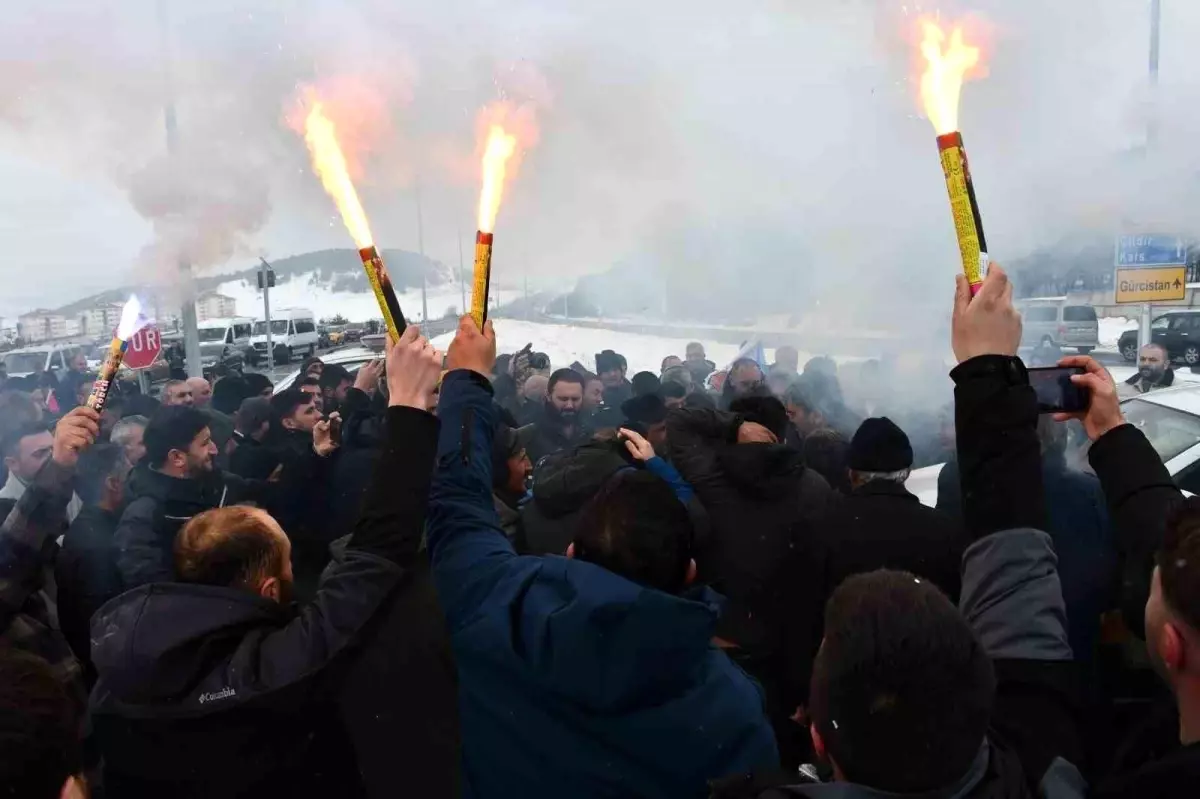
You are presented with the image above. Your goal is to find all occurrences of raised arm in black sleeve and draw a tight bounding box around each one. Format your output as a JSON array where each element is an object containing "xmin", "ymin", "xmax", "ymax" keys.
[
  {"xmin": 951, "ymin": 355, "xmax": 1046, "ymax": 539},
  {"xmin": 347, "ymin": 405, "xmax": 440, "ymax": 564}
]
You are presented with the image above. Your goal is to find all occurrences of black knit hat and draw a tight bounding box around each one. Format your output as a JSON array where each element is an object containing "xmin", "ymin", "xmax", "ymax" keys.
[
  {"xmin": 621, "ymin": 393, "xmax": 667, "ymax": 426},
  {"xmin": 849, "ymin": 417, "xmax": 913, "ymax": 472},
  {"xmin": 595, "ymin": 350, "xmax": 627, "ymax": 375}
]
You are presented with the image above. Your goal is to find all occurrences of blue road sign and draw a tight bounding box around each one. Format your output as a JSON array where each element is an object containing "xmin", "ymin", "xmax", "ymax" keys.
[{"xmin": 1115, "ymin": 234, "xmax": 1187, "ymax": 267}]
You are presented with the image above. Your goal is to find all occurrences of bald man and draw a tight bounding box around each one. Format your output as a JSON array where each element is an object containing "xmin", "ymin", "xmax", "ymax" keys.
[{"xmin": 186, "ymin": 377, "xmax": 213, "ymax": 409}]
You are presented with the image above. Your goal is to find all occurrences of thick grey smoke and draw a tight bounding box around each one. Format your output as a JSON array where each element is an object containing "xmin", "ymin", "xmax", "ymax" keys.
[{"xmin": 0, "ymin": 0, "xmax": 1198, "ymax": 334}]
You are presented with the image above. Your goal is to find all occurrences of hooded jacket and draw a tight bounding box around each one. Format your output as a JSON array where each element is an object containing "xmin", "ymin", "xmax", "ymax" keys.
[
  {"xmin": 667, "ymin": 407, "xmax": 833, "ymax": 733},
  {"xmin": 428, "ymin": 370, "xmax": 778, "ymax": 799},
  {"xmin": 518, "ymin": 439, "xmax": 630, "ymax": 555},
  {"xmin": 90, "ymin": 405, "xmax": 441, "ymax": 799}
]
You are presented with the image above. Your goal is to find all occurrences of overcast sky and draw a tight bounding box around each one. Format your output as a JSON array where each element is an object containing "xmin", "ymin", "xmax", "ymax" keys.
[{"xmin": 1, "ymin": 0, "xmax": 1198, "ymax": 324}]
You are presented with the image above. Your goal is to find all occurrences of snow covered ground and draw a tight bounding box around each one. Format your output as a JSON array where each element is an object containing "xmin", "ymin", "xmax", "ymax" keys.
[
  {"xmin": 427, "ymin": 319, "xmax": 876, "ymax": 377},
  {"xmin": 1098, "ymin": 316, "xmax": 1137, "ymax": 350},
  {"xmin": 214, "ymin": 272, "xmax": 517, "ymax": 324}
]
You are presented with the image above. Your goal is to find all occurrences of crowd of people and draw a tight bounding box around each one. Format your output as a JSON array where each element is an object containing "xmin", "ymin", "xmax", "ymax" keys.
[{"xmin": 0, "ymin": 266, "xmax": 1197, "ymax": 798}]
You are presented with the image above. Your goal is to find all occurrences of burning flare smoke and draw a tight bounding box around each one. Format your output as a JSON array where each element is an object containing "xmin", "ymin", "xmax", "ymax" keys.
[
  {"xmin": 919, "ymin": 21, "xmax": 981, "ymax": 136},
  {"xmin": 87, "ymin": 295, "xmax": 144, "ymax": 414},
  {"xmin": 293, "ymin": 87, "xmax": 406, "ymax": 338},
  {"xmin": 298, "ymin": 91, "xmax": 376, "ymax": 250},
  {"xmin": 918, "ymin": 19, "xmax": 989, "ymax": 294}
]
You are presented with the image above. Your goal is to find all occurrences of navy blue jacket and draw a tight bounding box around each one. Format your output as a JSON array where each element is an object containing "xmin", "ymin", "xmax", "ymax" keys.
[{"xmin": 428, "ymin": 370, "xmax": 779, "ymax": 799}]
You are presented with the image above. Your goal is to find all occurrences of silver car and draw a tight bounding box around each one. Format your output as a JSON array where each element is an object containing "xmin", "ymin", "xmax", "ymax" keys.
[{"xmin": 1017, "ymin": 299, "xmax": 1100, "ymax": 354}]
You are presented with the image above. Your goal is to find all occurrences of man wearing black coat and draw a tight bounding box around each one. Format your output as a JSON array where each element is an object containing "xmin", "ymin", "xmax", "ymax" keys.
[
  {"xmin": 113, "ymin": 405, "xmax": 321, "ymax": 590},
  {"xmin": 816, "ymin": 417, "xmax": 966, "ymax": 603},
  {"xmin": 666, "ymin": 394, "xmax": 833, "ymax": 768},
  {"xmin": 89, "ymin": 326, "xmax": 449, "ymax": 799},
  {"xmin": 55, "ymin": 442, "xmax": 131, "ymax": 686}
]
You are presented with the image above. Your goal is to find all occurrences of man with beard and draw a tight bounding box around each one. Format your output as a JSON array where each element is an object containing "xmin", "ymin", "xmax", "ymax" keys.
[
  {"xmin": 1119, "ymin": 343, "xmax": 1175, "ymax": 397},
  {"xmin": 527, "ymin": 368, "xmax": 589, "ymax": 464},
  {"xmin": 113, "ymin": 405, "xmax": 336, "ymax": 589},
  {"xmin": 88, "ymin": 326, "xmax": 447, "ymax": 798}
]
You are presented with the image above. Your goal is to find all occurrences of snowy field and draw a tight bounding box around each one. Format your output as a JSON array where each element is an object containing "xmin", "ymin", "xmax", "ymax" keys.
[
  {"xmin": 1098, "ymin": 316, "xmax": 1137, "ymax": 350},
  {"xmin": 215, "ymin": 272, "xmax": 516, "ymax": 324},
  {"xmin": 430, "ymin": 320, "xmax": 745, "ymax": 376}
]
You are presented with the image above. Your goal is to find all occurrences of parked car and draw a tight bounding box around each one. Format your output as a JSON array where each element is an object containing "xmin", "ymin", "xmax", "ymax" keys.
[
  {"xmin": 1016, "ymin": 298, "xmax": 1099, "ymax": 354},
  {"xmin": 1119, "ymin": 310, "xmax": 1200, "ymax": 365},
  {"xmin": 273, "ymin": 346, "xmax": 378, "ymax": 393}
]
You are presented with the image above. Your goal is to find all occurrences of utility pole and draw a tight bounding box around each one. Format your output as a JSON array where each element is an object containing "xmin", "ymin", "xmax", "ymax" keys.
[
  {"xmin": 1140, "ymin": 0, "xmax": 1163, "ymax": 349},
  {"xmin": 259, "ymin": 258, "xmax": 275, "ymax": 371},
  {"xmin": 158, "ymin": 0, "xmax": 202, "ymax": 378},
  {"xmin": 416, "ymin": 182, "xmax": 428, "ymax": 323},
  {"xmin": 458, "ymin": 230, "xmax": 467, "ymax": 316}
]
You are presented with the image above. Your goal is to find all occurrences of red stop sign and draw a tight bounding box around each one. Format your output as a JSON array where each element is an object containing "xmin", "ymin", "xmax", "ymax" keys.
[{"xmin": 123, "ymin": 326, "xmax": 162, "ymax": 370}]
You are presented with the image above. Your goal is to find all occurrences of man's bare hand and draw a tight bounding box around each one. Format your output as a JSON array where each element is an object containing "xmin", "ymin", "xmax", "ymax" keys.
[
  {"xmin": 385, "ymin": 326, "xmax": 444, "ymax": 411},
  {"xmin": 313, "ymin": 412, "xmax": 341, "ymax": 457},
  {"xmin": 1053, "ymin": 355, "xmax": 1124, "ymax": 440},
  {"xmin": 619, "ymin": 427, "xmax": 655, "ymax": 462},
  {"xmin": 738, "ymin": 421, "xmax": 777, "ymax": 444},
  {"xmin": 53, "ymin": 407, "xmax": 100, "ymax": 469},
  {"xmin": 445, "ymin": 316, "xmax": 497, "ymax": 378},
  {"xmin": 353, "ymin": 359, "xmax": 384, "ymax": 395},
  {"xmin": 951, "ymin": 265, "xmax": 1022, "ymax": 363}
]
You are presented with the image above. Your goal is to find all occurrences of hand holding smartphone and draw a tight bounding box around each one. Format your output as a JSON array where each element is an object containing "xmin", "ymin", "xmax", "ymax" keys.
[{"xmin": 1028, "ymin": 366, "xmax": 1089, "ymax": 414}]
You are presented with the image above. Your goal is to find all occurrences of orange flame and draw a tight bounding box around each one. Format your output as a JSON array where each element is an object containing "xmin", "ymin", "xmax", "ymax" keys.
[
  {"xmin": 477, "ymin": 125, "xmax": 517, "ymax": 233},
  {"xmin": 296, "ymin": 89, "xmax": 375, "ymax": 248},
  {"xmin": 919, "ymin": 20, "xmax": 982, "ymax": 135}
]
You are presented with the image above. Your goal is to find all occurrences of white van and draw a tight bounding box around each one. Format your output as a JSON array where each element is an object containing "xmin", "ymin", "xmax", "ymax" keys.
[
  {"xmin": 197, "ymin": 317, "xmax": 255, "ymax": 369},
  {"xmin": 1016, "ymin": 298, "xmax": 1100, "ymax": 354},
  {"xmin": 250, "ymin": 308, "xmax": 318, "ymax": 364}
]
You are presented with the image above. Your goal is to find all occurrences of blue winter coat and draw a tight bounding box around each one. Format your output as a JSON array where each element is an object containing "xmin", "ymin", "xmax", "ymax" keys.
[{"xmin": 428, "ymin": 370, "xmax": 779, "ymax": 799}]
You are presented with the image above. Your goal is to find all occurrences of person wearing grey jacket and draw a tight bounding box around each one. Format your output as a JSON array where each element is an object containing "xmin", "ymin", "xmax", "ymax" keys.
[{"xmin": 711, "ymin": 268, "xmax": 1087, "ymax": 799}]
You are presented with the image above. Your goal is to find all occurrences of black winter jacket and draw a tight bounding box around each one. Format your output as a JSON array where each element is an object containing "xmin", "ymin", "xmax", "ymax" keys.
[
  {"xmin": 55, "ymin": 505, "xmax": 122, "ymax": 684},
  {"xmin": 818, "ymin": 479, "xmax": 966, "ymax": 602},
  {"xmin": 519, "ymin": 439, "xmax": 631, "ymax": 556},
  {"xmin": 715, "ymin": 355, "xmax": 1088, "ymax": 799},
  {"xmin": 90, "ymin": 406, "xmax": 441, "ymax": 799},
  {"xmin": 667, "ymin": 406, "xmax": 832, "ymax": 763},
  {"xmin": 113, "ymin": 465, "xmax": 269, "ymax": 589}
]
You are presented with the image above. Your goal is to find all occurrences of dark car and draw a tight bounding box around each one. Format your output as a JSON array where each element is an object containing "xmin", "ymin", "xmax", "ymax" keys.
[{"xmin": 1119, "ymin": 311, "xmax": 1200, "ymax": 365}]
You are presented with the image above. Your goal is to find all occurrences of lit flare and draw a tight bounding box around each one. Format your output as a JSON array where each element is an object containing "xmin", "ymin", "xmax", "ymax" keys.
[
  {"xmin": 300, "ymin": 93, "xmax": 375, "ymax": 249},
  {"xmin": 88, "ymin": 294, "xmax": 144, "ymax": 414},
  {"xmin": 919, "ymin": 21, "xmax": 981, "ymax": 135},
  {"xmin": 477, "ymin": 125, "xmax": 518, "ymax": 234}
]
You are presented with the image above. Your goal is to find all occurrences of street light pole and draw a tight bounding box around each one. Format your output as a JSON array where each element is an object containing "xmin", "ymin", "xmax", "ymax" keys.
[
  {"xmin": 259, "ymin": 258, "xmax": 275, "ymax": 371},
  {"xmin": 1141, "ymin": 0, "xmax": 1163, "ymax": 349},
  {"xmin": 157, "ymin": 0, "xmax": 201, "ymax": 379},
  {"xmin": 416, "ymin": 181, "xmax": 428, "ymax": 323}
]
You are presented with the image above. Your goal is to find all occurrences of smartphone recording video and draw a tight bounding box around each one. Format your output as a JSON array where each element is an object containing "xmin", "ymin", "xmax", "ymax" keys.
[{"xmin": 1027, "ymin": 366, "xmax": 1088, "ymax": 414}]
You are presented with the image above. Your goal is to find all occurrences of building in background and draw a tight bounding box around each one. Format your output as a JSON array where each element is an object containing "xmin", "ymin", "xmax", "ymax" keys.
[
  {"xmin": 196, "ymin": 292, "xmax": 237, "ymax": 321},
  {"xmin": 18, "ymin": 310, "xmax": 68, "ymax": 342},
  {"xmin": 81, "ymin": 302, "xmax": 126, "ymax": 336}
]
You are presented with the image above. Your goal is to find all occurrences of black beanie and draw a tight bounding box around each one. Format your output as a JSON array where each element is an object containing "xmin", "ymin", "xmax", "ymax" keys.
[
  {"xmin": 849, "ymin": 417, "xmax": 913, "ymax": 473},
  {"xmin": 621, "ymin": 393, "xmax": 667, "ymax": 426}
]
